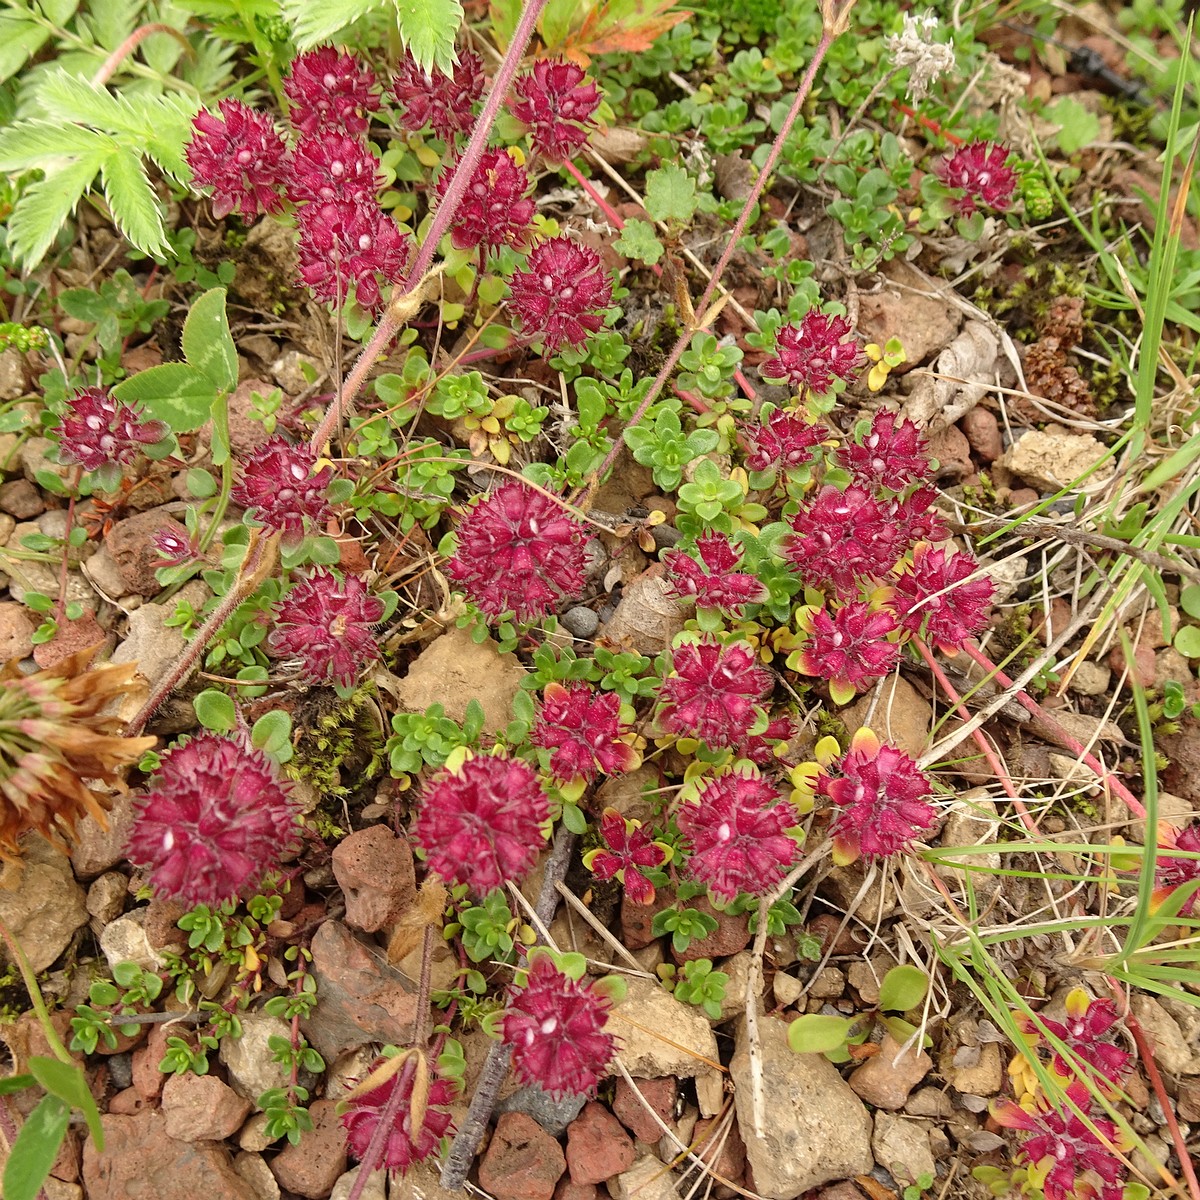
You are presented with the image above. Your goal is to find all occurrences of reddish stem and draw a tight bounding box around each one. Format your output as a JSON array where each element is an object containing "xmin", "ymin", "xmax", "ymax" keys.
[
  {"xmin": 889, "ymin": 99, "xmax": 964, "ymax": 145},
  {"xmin": 54, "ymin": 467, "xmax": 83, "ymax": 624},
  {"xmin": 961, "ymin": 643, "xmax": 1147, "ymax": 820},
  {"xmin": 914, "ymin": 638, "xmax": 1041, "ymax": 836},
  {"xmin": 90, "ymin": 23, "xmax": 192, "ymax": 86}
]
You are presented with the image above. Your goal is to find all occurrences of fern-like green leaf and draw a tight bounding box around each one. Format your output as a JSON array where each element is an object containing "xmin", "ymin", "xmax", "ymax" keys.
[
  {"xmin": 101, "ymin": 147, "xmax": 169, "ymax": 260},
  {"xmin": 280, "ymin": 0, "xmax": 379, "ymax": 51},
  {"xmin": 0, "ymin": 121, "xmax": 113, "ymax": 170},
  {"xmin": 395, "ymin": 0, "xmax": 463, "ymax": 75},
  {"xmin": 7, "ymin": 157, "xmax": 104, "ymax": 268},
  {"xmin": 0, "ymin": 13, "xmax": 52, "ymax": 86}
]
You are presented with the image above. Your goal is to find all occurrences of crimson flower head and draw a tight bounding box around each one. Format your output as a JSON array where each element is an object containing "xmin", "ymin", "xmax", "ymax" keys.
[
  {"xmin": 186, "ymin": 99, "xmax": 288, "ymax": 219},
  {"xmin": 744, "ymin": 712, "xmax": 800, "ymax": 768},
  {"xmin": 269, "ymin": 570, "xmax": 385, "ymax": 688},
  {"xmin": 511, "ymin": 58, "xmax": 601, "ymax": 161},
  {"xmin": 583, "ymin": 809, "xmax": 667, "ymax": 905},
  {"xmin": 992, "ymin": 1083, "xmax": 1128, "ymax": 1200},
  {"xmin": 739, "ymin": 409, "xmax": 829, "ymax": 474},
  {"xmin": 1018, "ymin": 989, "xmax": 1131, "ymax": 1087},
  {"xmin": 55, "ymin": 386, "xmax": 169, "ymax": 474},
  {"xmin": 761, "ymin": 312, "xmax": 861, "ymax": 394},
  {"xmin": 530, "ymin": 682, "xmax": 638, "ymax": 784},
  {"xmin": 284, "ymin": 47, "xmax": 379, "ymax": 137},
  {"xmin": 446, "ymin": 481, "xmax": 587, "ymax": 622},
  {"xmin": 657, "ymin": 637, "xmax": 772, "ymax": 750},
  {"xmin": 153, "ymin": 526, "xmax": 199, "ymax": 568},
  {"xmin": 287, "ymin": 134, "xmax": 382, "ymax": 205},
  {"xmin": 436, "ymin": 148, "xmax": 535, "ymax": 259},
  {"xmin": 880, "ymin": 486, "xmax": 949, "ymax": 547},
  {"xmin": 342, "ymin": 1057, "xmax": 456, "ymax": 1174},
  {"xmin": 392, "ymin": 48, "xmax": 484, "ymax": 143},
  {"xmin": 838, "ymin": 410, "xmax": 932, "ymax": 492},
  {"xmin": 785, "ymin": 485, "xmax": 909, "ymax": 599},
  {"xmin": 296, "ymin": 200, "xmax": 411, "ymax": 312},
  {"xmin": 412, "ymin": 753, "xmax": 549, "ymax": 896},
  {"xmin": 933, "ymin": 141, "xmax": 1017, "ymax": 216},
  {"xmin": 1153, "ymin": 822, "xmax": 1200, "ymax": 916},
  {"xmin": 678, "ymin": 770, "xmax": 799, "ymax": 900},
  {"xmin": 127, "ymin": 732, "xmax": 300, "ymax": 907},
  {"xmin": 792, "ymin": 602, "xmax": 900, "ymax": 706},
  {"xmin": 509, "ymin": 237, "xmax": 613, "ymax": 352},
  {"xmin": 502, "ymin": 952, "xmax": 616, "ymax": 1099},
  {"xmin": 817, "ymin": 728, "xmax": 937, "ymax": 864},
  {"xmin": 231, "ymin": 434, "xmax": 333, "ymax": 547},
  {"xmin": 663, "ymin": 529, "xmax": 768, "ymax": 616},
  {"xmin": 892, "ymin": 546, "xmax": 994, "ymax": 652}
]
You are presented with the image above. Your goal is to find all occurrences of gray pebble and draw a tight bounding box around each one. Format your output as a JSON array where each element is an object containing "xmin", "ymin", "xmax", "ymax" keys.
[
  {"xmin": 107, "ymin": 1052, "xmax": 134, "ymax": 1090},
  {"xmin": 561, "ymin": 606, "xmax": 599, "ymax": 638},
  {"xmin": 496, "ymin": 1085, "xmax": 586, "ymax": 1136}
]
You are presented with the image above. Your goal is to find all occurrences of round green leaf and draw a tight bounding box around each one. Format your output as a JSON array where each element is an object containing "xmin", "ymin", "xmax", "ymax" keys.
[
  {"xmin": 193, "ymin": 689, "xmax": 236, "ymax": 733},
  {"xmin": 786, "ymin": 1013, "xmax": 853, "ymax": 1055},
  {"xmin": 1181, "ymin": 585, "xmax": 1200, "ymax": 621},
  {"xmin": 1174, "ymin": 625, "xmax": 1200, "ymax": 659},
  {"xmin": 879, "ymin": 965, "xmax": 929, "ymax": 1013}
]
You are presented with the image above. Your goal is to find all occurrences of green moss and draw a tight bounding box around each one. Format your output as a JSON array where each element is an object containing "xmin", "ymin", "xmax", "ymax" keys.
[{"xmin": 286, "ymin": 688, "xmax": 384, "ymax": 803}]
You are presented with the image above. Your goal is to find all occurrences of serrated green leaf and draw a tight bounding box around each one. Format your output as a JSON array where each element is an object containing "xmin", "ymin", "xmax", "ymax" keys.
[
  {"xmin": 36, "ymin": 69, "xmax": 128, "ymax": 129},
  {"xmin": 183, "ymin": 288, "xmax": 238, "ymax": 392},
  {"xmin": 80, "ymin": 0, "xmax": 139, "ymax": 51},
  {"xmin": 0, "ymin": 120, "xmax": 111, "ymax": 171},
  {"xmin": 395, "ymin": 0, "xmax": 462, "ymax": 74},
  {"xmin": 101, "ymin": 146, "xmax": 168, "ymax": 259},
  {"xmin": 2, "ymin": 1093, "xmax": 69, "ymax": 1200},
  {"xmin": 612, "ymin": 218, "xmax": 663, "ymax": 265},
  {"xmin": 7, "ymin": 156, "xmax": 104, "ymax": 268},
  {"xmin": 281, "ymin": 0, "xmax": 378, "ymax": 50},
  {"xmin": 112, "ymin": 363, "xmax": 218, "ymax": 434},
  {"xmin": 645, "ymin": 163, "xmax": 697, "ymax": 224},
  {"xmin": 538, "ymin": 0, "xmax": 575, "ymax": 50},
  {"xmin": 0, "ymin": 16, "xmax": 51, "ymax": 86}
]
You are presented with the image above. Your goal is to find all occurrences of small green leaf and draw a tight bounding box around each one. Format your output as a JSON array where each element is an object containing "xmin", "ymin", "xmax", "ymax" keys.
[
  {"xmin": 613, "ymin": 218, "xmax": 664, "ymax": 265},
  {"xmin": 395, "ymin": 0, "xmax": 464, "ymax": 76},
  {"xmin": 561, "ymin": 802, "xmax": 587, "ymax": 834},
  {"xmin": 182, "ymin": 288, "xmax": 238, "ymax": 394},
  {"xmin": 878, "ymin": 965, "xmax": 928, "ymax": 1013},
  {"xmin": 251, "ymin": 710, "xmax": 293, "ymax": 756},
  {"xmin": 100, "ymin": 146, "xmax": 168, "ymax": 259},
  {"xmin": 1175, "ymin": 625, "xmax": 1200, "ymax": 659},
  {"xmin": 0, "ymin": 1074, "xmax": 35, "ymax": 1095},
  {"xmin": 1181, "ymin": 585, "xmax": 1200, "ymax": 621},
  {"xmin": 112, "ymin": 363, "xmax": 218, "ymax": 433},
  {"xmin": 645, "ymin": 164, "xmax": 697, "ymax": 224},
  {"xmin": 2, "ymin": 1093, "xmax": 70, "ymax": 1200},
  {"xmin": 194, "ymin": 689, "xmax": 236, "ymax": 733},
  {"xmin": 786, "ymin": 1013, "xmax": 854, "ymax": 1055}
]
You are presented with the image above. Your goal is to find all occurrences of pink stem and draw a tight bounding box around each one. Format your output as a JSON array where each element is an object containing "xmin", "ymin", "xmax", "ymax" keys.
[
  {"xmin": 91, "ymin": 24, "xmax": 191, "ymax": 86},
  {"xmin": 308, "ymin": 0, "xmax": 552, "ymax": 456},
  {"xmin": 961, "ymin": 642, "xmax": 1147, "ymax": 820}
]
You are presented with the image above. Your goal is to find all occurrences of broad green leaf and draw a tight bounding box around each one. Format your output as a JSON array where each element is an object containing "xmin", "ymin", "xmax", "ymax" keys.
[
  {"xmin": 0, "ymin": 121, "xmax": 111, "ymax": 171},
  {"xmin": 7, "ymin": 156, "xmax": 103, "ymax": 268},
  {"xmin": 645, "ymin": 163, "xmax": 697, "ymax": 224},
  {"xmin": 1174, "ymin": 625, "xmax": 1200, "ymax": 658},
  {"xmin": 251, "ymin": 710, "xmax": 292, "ymax": 755},
  {"xmin": 281, "ymin": 0, "xmax": 378, "ymax": 50},
  {"xmin": 193, "ymin": 689, "xmax": 236, "ymax": 732},
  {"xmin": 786, "ymin": 1013, "xmax": 853, "ymax": 1055},
  {"xmin": 27, "ymin": 1057, "xmax": 103, "ymax": 1147},
  {"xmin": 43, "ymin": 0, "xmax": 83, "ymax": 24},
  {"xmin": 2, "ymin": 1093, "xmax": 70, "ymax": 1200},
  {"xmin": 612, "ymin": 218, "xmax": 664, "ymax": 265},
  {"xmin": 539, "ymin": 0, "xmax": 577, "ymax": 50},
  {"xmin": 1181, "ymin": 584, "xmax": 1200, "ymax": 621},
  {"xmin": 395, "ymin": 0, "xmax": 463, "ymax": 76},
  {"xmin": 112, "ymin": 363, "xmax": 218, "ymax": 434},
  {"xmin": 101, "ymin": 146, "xmax": 168, "ymax": 259},
  {"xmin": 183, "ymin": 288, "xmax": 238, "ymax": 393},
  {"xmin": 0, "ymin": 17, "xmax": 52, "ymax": 86},
  {"xmin": 878, "ymin": 965, "xmax": 928, "ymax": 1013},
  {"xmin": 487, "ymin": 0, "xmax": 519, "ymax": 50},
  {"xmin": 0, "ymin": 1074, "xmax": 35, "ymax": 1095}
]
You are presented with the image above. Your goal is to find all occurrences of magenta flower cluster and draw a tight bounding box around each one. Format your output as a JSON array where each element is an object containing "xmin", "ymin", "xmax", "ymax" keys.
[
  {"xmin": 54, "ymin": 386, "xmax": 169, "ymax": 475},
  {"xmin": 664, "ymin": 530, "xmax": 767, "ymax": 617},
  {"xmin": 412, "ymin": 754, "xmax": 548, "ymax": 896},
  {"xmin": 761, "ymin": 311, "xmax": 861, "ymax": 395},
  {"xmin": 446, "ymin": 480, "xmax": 587, "ymax": 622},
  {"xmin": 1154, "ymin": 821, "xmax": 1200, "ymax": 915},
  {"xmin": 269, "ymin": 569, "xmax": 385, "ymax": 688},
  {"xmin": 230, "ymin": 434, "xmax": 333, "ymax": 548},
  {"xmin": 393, "ymin": 48, "xmax": 484, "ymax": 143},
  {"xmin": 934, "ymin": 141, "xmax": 1017, "ymax": 216},
  {"xmin": 530, "ymin": 682, "xmax": 637, "ymax": 784},
  {"xmin": 186, "ymin": 48, "xmax": 408, "ymax": 311},
  {"xmin": 501, "ymin": 953, "xmax": 616, "ymax": 1099},
  {"xmin": 127, "ymin": 733, "xmax": 300, "ymax": 907}
]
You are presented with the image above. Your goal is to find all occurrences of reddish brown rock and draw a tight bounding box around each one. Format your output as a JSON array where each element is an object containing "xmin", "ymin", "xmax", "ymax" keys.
[
  {"xmin": 131, "ymin": 1023, "xmax": 171, "ymax": 1101},
  {"xmin": 0, "ymin": 601, "xmax": 35, "ymax": 661},
  {"xmin": 611, "ymin": 1075, "xmax": 676, "ymax": 1143},
  {"xmin": 332, "ymin": 825, "xmax": 417, "ymax": 933},
  {"xmin": 0, "ymin": 478, "xmax": 43, "ymax": 518},
  {"xmin": 671, "ymin": 895, "xmax": 751, "ymax": 964},
  {"xmin": 105, "ymin": 508, "xmax": 190, "ymax": 596},
  {"xmin": 960, "ymin": 407, "xmax": 1002, "ymax": 462},
  {"xmin": 32, "ymin": 609, "xmax": 106, "ymax": 670},
  {"xmin": 554, "ymin": 1180, "xmax": 599, "ymax": 1200},
  {"xmin": 82, "ymin": 1110, "xmax": 254, "ymax": 1200},
  {"xmin": 1108, "ymin": 640, "xmax": 1156, "ymax": 690},
  {"xmin": 162, "ymin": 1072, "xmax": 252, "ymax": 1141},
  {"xmin": 566, "ymin": 1101, "xmax": 635, "ymax": 1185},
  {"xmin": 303, "ymin": 919, "xmax": 419, "ymax": 1060},
  {"xmin": 849, "ymin": 1034, "xmax": 933, "ymax": 1110},
  {"xmin": 107, "ymin": 1087, "xmax": 151, "ymax": 1116},
  {"xmin": 620, "ymin": 888, "xmax": 672, "ymax": 951},
  {"xmin": 478, "ymin": 1111, "xmax": 566, "ymax": 1200},
  {"xmin": 269, "ymin": 1099, "xmax": 347, "ymax": 1199},
  {"xmin": 926, "ymin": 424, "xmax": 972, "ymax": 480}
]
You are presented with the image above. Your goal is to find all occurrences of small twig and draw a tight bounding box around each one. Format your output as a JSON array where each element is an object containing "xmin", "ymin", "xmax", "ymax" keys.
[
  {"xmin": 439, "ymin": 825, "xmax": 576, "ymax": 1191},
  {"xmin": 553, "ymin": 881, "xmax": 646, "ymax": 972}
]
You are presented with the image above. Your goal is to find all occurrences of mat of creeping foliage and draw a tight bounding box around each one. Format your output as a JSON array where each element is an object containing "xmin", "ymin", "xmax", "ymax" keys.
[{"xmin": 1, "ymin": 3, "xmax": 1199, "ymax": 1200}]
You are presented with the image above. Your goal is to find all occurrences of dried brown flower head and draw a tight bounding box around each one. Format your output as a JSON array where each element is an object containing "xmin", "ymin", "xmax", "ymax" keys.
[{"xmin": 0, "ymin": 653, "xmax": 155, "ymax": 861}]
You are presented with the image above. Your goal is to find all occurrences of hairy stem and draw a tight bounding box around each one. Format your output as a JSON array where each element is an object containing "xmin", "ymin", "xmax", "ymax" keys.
[
  {"xmin": 439, "ymin": 824, "xmax": 576, "ymax": 1190},
  {"xmin": 308, "ymin": 0, "xmax": 551, "ymax": 457},
  {"xmin": 90, "ymin": 23, "xmax": 192, "ymax": 87}
]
